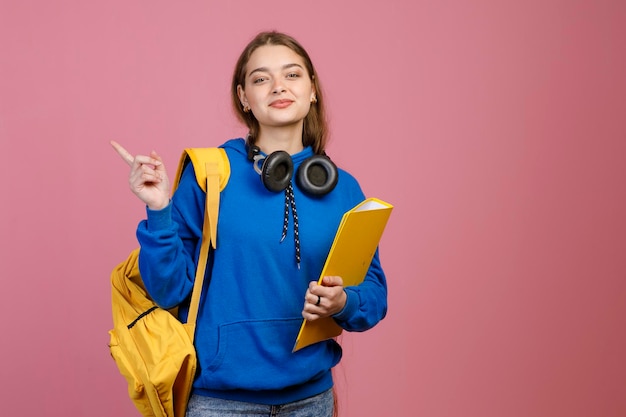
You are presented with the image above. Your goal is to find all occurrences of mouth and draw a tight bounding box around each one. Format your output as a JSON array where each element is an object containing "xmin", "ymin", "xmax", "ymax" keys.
[{"xmin": 269, "ymin": 99, "xmax": 294, "ymax": 109}]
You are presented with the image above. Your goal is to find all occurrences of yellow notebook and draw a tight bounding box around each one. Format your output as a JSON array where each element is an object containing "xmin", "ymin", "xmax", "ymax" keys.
[{"xmin": 293, "ymin": 197, "xmax": 393, "ymax": 352}]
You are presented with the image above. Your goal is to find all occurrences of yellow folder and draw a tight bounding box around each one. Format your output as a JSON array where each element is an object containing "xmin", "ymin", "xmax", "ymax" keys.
[{"xmin": 293, "ymin": 197, "xmax": 393, "ymax": 352}]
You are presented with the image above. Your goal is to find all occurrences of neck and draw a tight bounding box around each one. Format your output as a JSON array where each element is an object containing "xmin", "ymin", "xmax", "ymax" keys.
[{"xmin": 256, "ymin": 124, "xmax": 305, "ymax": 155}]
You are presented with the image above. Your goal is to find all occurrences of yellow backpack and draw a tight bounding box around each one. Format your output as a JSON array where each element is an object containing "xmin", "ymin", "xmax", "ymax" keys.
[{"xmin": 108, "ymin": 148, "xmax": 230, "ymax": 417}]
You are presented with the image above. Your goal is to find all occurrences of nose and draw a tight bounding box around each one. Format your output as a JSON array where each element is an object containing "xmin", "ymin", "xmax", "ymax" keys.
[{"xmin": 271, "ymin": 79, "xmax": 286, "ymax": 94}]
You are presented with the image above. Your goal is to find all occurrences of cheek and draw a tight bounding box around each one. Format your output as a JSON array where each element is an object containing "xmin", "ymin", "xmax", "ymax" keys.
[
  {"xmin": 302, "ymin": 85, "xmax": 315, "ymax": 101},
  {"xmin": 246, "ymin": 90, "xmax": 266, "ymax": 107}
]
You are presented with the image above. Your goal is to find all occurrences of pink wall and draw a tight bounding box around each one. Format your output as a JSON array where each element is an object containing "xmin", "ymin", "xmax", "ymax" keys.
[{"xmin": 1, "ymin": 1, "xmax": 625, "ymax": 416}]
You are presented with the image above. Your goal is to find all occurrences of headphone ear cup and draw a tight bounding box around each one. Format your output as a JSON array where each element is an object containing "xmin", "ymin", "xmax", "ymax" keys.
[
  {"xmin": 261, "ymin": 151, "xmax": 294, "ymax": 192},
  {"xmin": 296, "ymin": 155, "xmax": 338, "ymax": 196}
]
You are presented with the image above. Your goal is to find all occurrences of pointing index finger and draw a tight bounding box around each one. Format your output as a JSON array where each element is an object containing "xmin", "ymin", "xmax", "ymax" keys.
[{"xmin": 110, "ymin": 140, "xmax": 134, "ymax": 166}]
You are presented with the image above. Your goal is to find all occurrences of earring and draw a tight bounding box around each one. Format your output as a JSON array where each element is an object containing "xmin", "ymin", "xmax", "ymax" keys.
[
  {"xmin": 311, "ymin": 96, "xmax": 317, "ymax": 104},
  {"xmin": 243, "ymin": 104, "xmax": 251, "ymax": 113}
]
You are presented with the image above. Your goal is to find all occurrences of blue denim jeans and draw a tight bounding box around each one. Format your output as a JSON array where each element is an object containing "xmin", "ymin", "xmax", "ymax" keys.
[{"xmin": 186, "ymin": 388, "xmax": 334, "ymax": 417}]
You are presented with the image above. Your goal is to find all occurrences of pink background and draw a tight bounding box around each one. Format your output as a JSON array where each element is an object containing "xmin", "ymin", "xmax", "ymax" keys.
[{"xmin": 1, "ymin": 1, "xmax": 625, "ymax": 416}]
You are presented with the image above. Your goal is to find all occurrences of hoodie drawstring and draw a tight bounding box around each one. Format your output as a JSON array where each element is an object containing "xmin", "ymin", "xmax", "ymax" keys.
[{"xmin": 280, "ymin": 182, "xmax": 301, "ymax": 269}]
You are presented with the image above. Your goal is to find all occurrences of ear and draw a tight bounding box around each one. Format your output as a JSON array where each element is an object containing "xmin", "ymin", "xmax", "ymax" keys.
[
  {"xmin": 310, "ymin": 76, "xmax": 317, "ymax": 102},
  {"xmin": 237, "ymin": 84, "xmax": 248, "ymax": 107}
]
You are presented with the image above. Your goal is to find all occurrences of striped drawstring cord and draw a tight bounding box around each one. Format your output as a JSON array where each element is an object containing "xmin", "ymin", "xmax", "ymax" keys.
[{"xmin": 280, "ymin": 182, "xmax": 301, "ymax": 269}]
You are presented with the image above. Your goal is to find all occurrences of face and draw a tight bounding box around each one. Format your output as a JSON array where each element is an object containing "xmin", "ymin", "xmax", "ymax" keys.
[{"xmin": 238, "ymin": 45, "xmax": 316, "ymax": 135}]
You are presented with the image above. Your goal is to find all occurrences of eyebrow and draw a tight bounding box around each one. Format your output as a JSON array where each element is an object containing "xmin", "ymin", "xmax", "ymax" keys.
[{"xmin": 248, "ymin": 63, "xmax": 305, "ymax": 78}]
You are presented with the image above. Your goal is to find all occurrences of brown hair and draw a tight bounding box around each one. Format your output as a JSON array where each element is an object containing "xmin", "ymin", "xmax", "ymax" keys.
[{"xmin": 231, "ymin": 31, "xmax": 328, "ymax": 155}]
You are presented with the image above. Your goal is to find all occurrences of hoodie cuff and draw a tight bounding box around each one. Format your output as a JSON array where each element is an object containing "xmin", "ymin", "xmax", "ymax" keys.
[
  {"xmin": 145, "ymin": 201, "xmax": 173, "ymax": 231},
  {"xmin": 332, "ymin": 288, "xmax": 359, "ymax": 322}
]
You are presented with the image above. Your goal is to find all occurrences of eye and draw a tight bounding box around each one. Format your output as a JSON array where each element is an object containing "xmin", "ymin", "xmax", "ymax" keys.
[
  {"xmin": 253, "ymin": 77, "xmax": 268, "ymax": 84},
  {"xmin": 286, "ymin": 72, "xmax": 300, "ymax": 79}
]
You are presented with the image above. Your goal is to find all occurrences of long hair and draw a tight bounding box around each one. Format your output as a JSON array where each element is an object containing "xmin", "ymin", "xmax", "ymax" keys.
[
  {"xmin": 333, "ymin": 385, "xmax": 339, "ymax": 417},
  {"xmin": 231, "ymin": 31, "xmax": 329, "ymax": 154}
]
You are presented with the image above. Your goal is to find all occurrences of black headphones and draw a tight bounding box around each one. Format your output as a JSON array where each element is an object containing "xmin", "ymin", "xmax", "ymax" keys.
[{"xmin": 247, "ymin": 145, "xmax": 338, "ymax": 196}]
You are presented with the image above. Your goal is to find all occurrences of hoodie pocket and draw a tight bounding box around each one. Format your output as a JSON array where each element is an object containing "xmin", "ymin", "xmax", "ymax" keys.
[{"xmin": 200, "ymin": 317, "xmax": 338, "ymax": 391}]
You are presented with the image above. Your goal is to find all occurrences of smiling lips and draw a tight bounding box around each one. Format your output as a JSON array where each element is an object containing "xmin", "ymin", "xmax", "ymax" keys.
[{"xmin": 269, "ymin": 99, "xmax": 294, "ymax": 109}]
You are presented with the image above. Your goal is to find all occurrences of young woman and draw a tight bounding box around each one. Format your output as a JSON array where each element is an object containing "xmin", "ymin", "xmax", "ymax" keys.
[{"xmin": 112, "ymin": 31, "xmax": 387, "ymax": 417}]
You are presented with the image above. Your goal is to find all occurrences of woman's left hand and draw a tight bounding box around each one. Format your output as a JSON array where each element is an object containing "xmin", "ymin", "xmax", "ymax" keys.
[{"xmin": 302, "ymin": 276, "xmax": 347, "ymax": 321}]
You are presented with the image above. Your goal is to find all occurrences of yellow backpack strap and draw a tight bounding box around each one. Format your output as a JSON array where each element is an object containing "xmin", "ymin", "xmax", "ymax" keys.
[
  {"xmin": 173, "ymin": 147, "xmax": 230, "ymax": 338},
  {"xmin": 173, "ymin": 147, "xmax": 230, "ymax": 249}
]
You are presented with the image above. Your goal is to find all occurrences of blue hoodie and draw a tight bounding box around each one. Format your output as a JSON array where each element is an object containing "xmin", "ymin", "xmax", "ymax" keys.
[{"xmin": 136, "ymin": 138, "xmax": 387, "ymax": 405}]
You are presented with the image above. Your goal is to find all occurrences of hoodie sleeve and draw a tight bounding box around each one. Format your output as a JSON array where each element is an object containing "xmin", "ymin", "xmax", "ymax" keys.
[
  {"xmin": 135, "ymin": 163, "xmax": 204, "ymax": 309},
  {"xmin": 329, "ymin": 170, "xmax": 389, "ymax": 332},
  {"xmin": 331, "ymin": 248, "xmax": 388, "ymax": 332}
]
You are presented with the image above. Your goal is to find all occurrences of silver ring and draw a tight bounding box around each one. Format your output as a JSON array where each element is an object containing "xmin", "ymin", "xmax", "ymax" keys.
[{"xmin": 315, "ymin": 295, "xmax": 321, "ymax": 306}]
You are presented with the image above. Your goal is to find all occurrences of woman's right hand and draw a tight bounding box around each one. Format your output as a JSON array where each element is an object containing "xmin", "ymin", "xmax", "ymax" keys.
[{"xmin": 110, "ymin": 140, "xmax": 171, "ymax": 210}]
